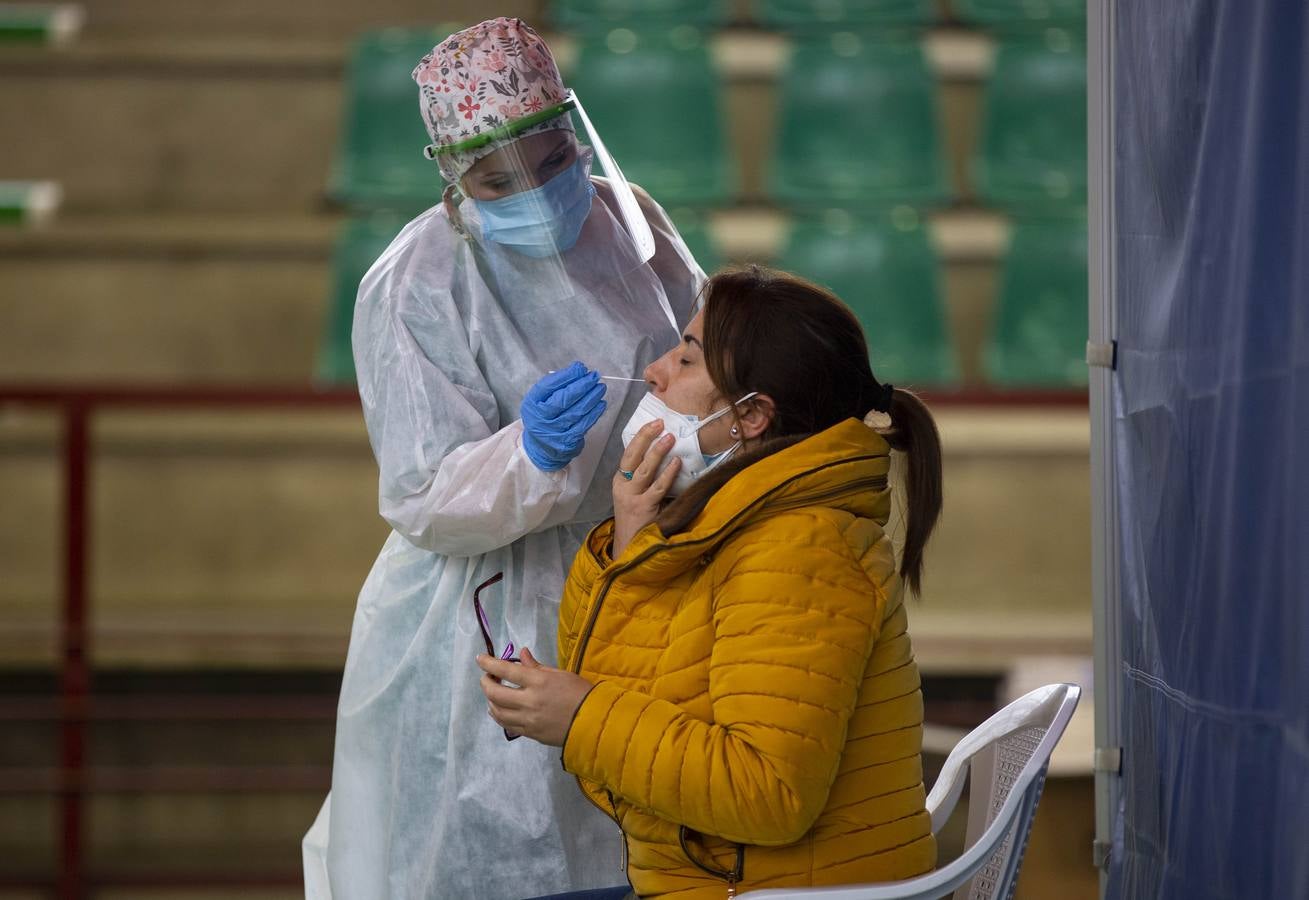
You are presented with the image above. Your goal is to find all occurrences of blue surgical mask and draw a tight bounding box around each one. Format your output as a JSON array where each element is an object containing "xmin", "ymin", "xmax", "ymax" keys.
[
  {"xmin": 681, "ymin": 410, "xmax": 737, "ymax": 468},
  {"xmin": 470, "ymin": 153, "xmax": 596, "ymax": 258},
  {"xmin": 702, "ymin": 447, "xmax": 735, "ymax": 468}
]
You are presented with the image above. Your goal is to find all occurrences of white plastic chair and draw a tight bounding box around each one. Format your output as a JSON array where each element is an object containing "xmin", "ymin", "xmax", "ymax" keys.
[{"xmin": 737, "ymin": 683, "xmax": 1082, "ymax": 900}]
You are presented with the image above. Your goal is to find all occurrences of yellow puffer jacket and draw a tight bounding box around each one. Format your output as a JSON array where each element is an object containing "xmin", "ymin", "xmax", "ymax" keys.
[{"xmin": 558, "ymin": 418, "xmax": 935, "ymax": 899}]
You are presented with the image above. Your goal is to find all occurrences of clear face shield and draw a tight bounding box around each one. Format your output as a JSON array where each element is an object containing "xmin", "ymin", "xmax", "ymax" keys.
[{"xmin": 427, "ymin": 91, "xmax": 676, "ymax": 334}]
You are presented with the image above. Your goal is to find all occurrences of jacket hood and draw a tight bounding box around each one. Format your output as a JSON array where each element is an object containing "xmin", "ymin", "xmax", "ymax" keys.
[{"xmin": 613, "ymin": 418, "xmax": 893, "ymax": 584}]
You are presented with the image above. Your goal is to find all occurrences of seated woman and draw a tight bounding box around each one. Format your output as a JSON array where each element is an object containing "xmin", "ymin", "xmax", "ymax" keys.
[{"xmin": 479, "ymin": 266, "xmax": 944, "ymax": 899}]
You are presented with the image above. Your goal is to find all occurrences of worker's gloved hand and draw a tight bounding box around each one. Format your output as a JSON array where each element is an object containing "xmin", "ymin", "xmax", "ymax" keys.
[{"xmin": 520, "ymin": 362, "xmax": 607, "ymax": 472}]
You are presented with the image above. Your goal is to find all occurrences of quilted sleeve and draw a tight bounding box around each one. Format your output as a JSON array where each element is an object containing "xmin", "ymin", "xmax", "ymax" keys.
[
  {"xmin": 561, "ymin": 511, "xmax": 886, "ymax": 845},
  {"xmin": 558, "ymin": 519, "xmax": 617, "ymax": 668}
]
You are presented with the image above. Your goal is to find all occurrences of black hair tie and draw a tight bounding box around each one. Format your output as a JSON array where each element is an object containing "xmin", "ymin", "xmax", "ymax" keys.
[{"xmin": 872, "ymin": 382, "xmax": 895, "ymax": 414}]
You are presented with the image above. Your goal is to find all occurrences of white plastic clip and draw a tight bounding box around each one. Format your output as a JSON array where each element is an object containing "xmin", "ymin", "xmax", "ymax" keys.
[
  {"xmin": 1086, "ymin": 340, "xmax": 1117, "ymax": 369},
  {"xmin": 1094, "ymin": 746, "xmax": 1122, "ymax": 774}
]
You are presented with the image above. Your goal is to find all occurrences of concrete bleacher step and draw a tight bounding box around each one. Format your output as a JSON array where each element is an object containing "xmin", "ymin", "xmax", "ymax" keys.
[
  {"xmin": 0, "ymin": 20, "xmax": 1004, "ymax": 380},
  {"xmin": 79, "ymin": 0, "xmax": 537, "ymax": 40},
  {"xmin": 0, "ymin": 28, "xmax": 990, "ymax": 214},
  {"xmin": 0, "ymin": 209, "xmax": 1006, "ymax": 384},
  {"xmin": 0, "ymin": 40, "xmax": 344, "ymax": 214},
  {"xmin": 0, "ymin": 408, "xmax": 380, "ymax": 668},
  {"xmin": 0, "ymin": 215, "xmax": 336, "ymax": 382},
  {"xmin": 0, "ymin": 404, "xmax": 1089, "ymax": 670}
]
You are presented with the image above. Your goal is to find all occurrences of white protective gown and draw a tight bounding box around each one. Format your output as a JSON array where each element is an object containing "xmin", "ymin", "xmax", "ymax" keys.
[{"xmin": 303, "ymin": 180, "xmax": 702, "ymax": 900}]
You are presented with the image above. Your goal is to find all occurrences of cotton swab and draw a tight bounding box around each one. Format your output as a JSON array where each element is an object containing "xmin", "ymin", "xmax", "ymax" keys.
[{"xmin": 547, "ymin": 370, "xmax": 645, "ymax": 383}]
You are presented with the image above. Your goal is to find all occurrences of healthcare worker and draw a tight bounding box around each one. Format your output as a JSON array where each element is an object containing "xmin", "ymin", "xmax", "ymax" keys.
[{"xmin": 302, "ymin": 18, "xmax": 702, "ymax": 899}]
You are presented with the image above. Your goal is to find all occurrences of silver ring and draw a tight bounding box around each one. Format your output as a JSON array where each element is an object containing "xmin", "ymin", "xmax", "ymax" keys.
[{"xmin": 619, "ymin": 469, "xmax": 634, "ymax": 481}]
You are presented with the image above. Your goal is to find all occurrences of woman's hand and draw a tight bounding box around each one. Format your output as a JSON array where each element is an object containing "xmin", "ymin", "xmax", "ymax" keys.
[
  {"xmin": 478, "ymin": 648, "xmax": 594, "ymax": 747},
  {"xmin": 612, "ymin": 420, "xmax": 680, "ymax": 557}
]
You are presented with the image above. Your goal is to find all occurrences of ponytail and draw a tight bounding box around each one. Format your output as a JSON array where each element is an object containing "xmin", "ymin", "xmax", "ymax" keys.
[
  {"xmin": 672, "ymin": 266, "xmax": 944, "ymax": 594},
  {"xmin": 879, "ymin": 388, "xmax": 942, "ymax": 597}
]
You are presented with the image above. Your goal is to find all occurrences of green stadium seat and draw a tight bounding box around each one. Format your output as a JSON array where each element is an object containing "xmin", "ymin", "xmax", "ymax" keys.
[
  {"xmin": 0, "ymin": 180, "xmax": 60, "ymax": 227},
  {"xmin": 776, "ymin": 210, "xmax": 957, "ymax": 386},
  {"xmin": 568, "ymin": 27, "xmax": 735, "ymax": 207},
  {"xmin": 665, "ymin": 206, "xmax": 725, "ymax": 273},
  {"xmin": 973, "ymin": 29, "xmax": 1087, "ymax": 212},
  {"xmin": 954, "ymin": 0, "xmax": 1084, "ymax": 26},
  {"xmin": 316, "ymin": 214, "xmax": 410, "ymax": 385},
  {"xmin": 330, "ymin": 27, "xmax": 458, "ymax": 213},
  {"xmin": 551, "ymin": 0, "xmax": 728, "ymax": 30},
  {"xmin": 769, "ymin": 34, "xmax": 949, "ymax": 209},
  {"xmin": 985, "ymin": 217, "xmax": 1087, "ymax": 386},
  {"xmin": 0, "ymin": 3, "xmax": 82, "ymax": 45},
  {"xmin": 754, "ymin": 0, "xmax": 936, "ymax": 29}
]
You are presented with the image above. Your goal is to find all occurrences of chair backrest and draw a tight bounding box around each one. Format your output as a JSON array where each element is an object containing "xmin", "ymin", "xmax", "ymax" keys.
[
  {"xmin": 551, "ymin": 0, "xmax": 729, "ymax": 31},
  {"xmin": 775, "ymin": 210, "xmax": 957, "ymax": 386},
  {"xmin": 331, "ymin": 27, "xmax": 456, "ymax": 212},
  {"xmin": 753, "ymin": 0, "xmax": 936, "ymax": 29},
  {"xmin": 736, "ymin": 682, "xmax": 1081, "ymax": 900},
  {"xmin": 983, "ymin": 216, "xmax": 1088, "ymax": 387},
  {"xmin": 973, "ymin": 29, "xmax": 1087, "ymax": 213},
  {"xmin": 769, "ymin": 34, "xmax": 948, "ymax": 208},
  {"xmin": 939, "ymin": 683, "xmax": 1079, "ymax": 899},
  {"xmin": 315, "ymin": 213, "xmax": 410, "ymax": 385},
  {"xmin": 953, "ymin": 0, "xmax": 1084, "ymax": 27},
  {"xmin": 568, "ymin": 26, "xmax": 734, "ymax": 206}
]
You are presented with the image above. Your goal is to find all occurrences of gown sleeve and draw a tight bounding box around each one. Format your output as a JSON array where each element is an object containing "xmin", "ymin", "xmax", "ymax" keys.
[{"xmin": 352, "ymin": 225, "xmax": 581, "ymax": 559}]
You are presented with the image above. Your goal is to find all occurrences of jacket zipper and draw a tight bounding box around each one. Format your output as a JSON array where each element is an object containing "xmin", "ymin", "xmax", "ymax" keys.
[
  {"xmin": 570, "ymin": 459, "xmax": 888, "ymax": 674},
  {"xmin": 608, "ymin": 790, "xmax": 631, "ymax": 876},
  {"xmin": 576, "ymin": 783, "xmax": 628, "ymax": 878},
  {"xmin": 679, "ymin": 826, "xmax": 746, "ymax": 896}
]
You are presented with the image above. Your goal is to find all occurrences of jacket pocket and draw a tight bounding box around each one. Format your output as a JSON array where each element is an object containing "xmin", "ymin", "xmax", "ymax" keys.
[{"xmin": 678, "ymin": 826, "xmax": 745, "ymax": 885}]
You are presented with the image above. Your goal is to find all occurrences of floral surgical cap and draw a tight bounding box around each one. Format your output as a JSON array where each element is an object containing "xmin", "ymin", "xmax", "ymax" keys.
[{"xmin": 413, "ymin": 17, "xmax": 575, "ymax": 184}]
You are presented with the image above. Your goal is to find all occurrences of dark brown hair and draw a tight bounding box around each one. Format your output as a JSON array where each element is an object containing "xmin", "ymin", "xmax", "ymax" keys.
[{"xmin": 657, "ymin": 266, "xmax": 943, "ymax": 596}]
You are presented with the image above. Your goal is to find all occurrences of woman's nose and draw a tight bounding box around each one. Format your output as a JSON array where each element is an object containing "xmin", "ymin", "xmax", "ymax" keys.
[{"xmin": 643, "ymin": 357, "xmax": 667, "ymax": 392}]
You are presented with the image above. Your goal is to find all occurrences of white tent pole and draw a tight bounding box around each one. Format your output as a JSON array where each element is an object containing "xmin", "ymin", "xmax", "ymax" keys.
[{"xmin": 1087, "ymin": 0, "xmax": 1122, "ymax": 895}]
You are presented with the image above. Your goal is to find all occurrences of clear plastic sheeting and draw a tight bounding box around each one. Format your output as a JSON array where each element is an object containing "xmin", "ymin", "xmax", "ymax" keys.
[{"xmin": 1106, "ymin": 2, "xmax": 1309, "ymax": 898}]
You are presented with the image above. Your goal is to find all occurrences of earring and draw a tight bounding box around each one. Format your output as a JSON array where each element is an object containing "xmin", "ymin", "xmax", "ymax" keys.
[{"xmin": 730, "ymin": 426, "xmax": 740, "ymax": 437}]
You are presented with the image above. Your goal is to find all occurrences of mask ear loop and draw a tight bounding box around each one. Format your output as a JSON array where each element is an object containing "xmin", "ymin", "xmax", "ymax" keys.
[
  {"xmin": 442, "ymin": 182, "xmax": 472, "ymax": 242},
  {"xmin": 702, "ymin": 391, "xmax": 759, "ymax": 443},
  {"xmin": 726, "ymin": 391, "xmax": 759, "ymax": 442}
]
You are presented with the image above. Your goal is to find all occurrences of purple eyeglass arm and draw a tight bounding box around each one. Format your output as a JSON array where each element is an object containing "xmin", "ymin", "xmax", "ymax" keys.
[{"xmin": 471, "ymin": 572, "xmax": 521, "ymax": 741}]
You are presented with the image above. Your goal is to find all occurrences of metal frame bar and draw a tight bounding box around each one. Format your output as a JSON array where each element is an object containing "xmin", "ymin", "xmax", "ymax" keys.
[
  {"xmin": 0, "ymin": 384, "xmax": 1087, "ymax": 409},
  {"xmin": 0, "ymin": 693, "xmax": 338, "ymax": 721},
  {"xmin": 0, "ymin": 766, "xmax": 332, "ymax": 794},
  {"xmin": 1087, "ymin": 0, "xmax": 1122, "ymax": 892},
  {"xmin": 0, "ymin": 384, "xmax": 358, "ymax": 899},
  {"xmin": 58, "ymin": 402, "xmax": 88, "ymax": 900}
]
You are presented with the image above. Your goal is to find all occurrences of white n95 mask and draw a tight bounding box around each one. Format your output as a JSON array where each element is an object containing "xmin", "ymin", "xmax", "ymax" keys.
[{"xmin": 620, "ymin": 391, "xmax": 758, "ymax": 496}]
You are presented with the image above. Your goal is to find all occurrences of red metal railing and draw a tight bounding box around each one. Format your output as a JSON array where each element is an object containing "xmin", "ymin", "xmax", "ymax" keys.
[
  {"xmin": 0, "ymin": 382, "xmax": 1085, "ymax": 898},
  {"xmin": 0, "ymin": 385, "xmax": 358, "ymax": 899}
]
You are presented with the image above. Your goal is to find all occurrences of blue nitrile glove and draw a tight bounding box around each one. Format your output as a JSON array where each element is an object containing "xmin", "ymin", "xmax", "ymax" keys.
[{"xmin": 520, "ymin": 362, "xmax": 608, "ymax": 472}]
